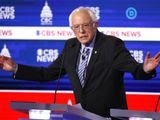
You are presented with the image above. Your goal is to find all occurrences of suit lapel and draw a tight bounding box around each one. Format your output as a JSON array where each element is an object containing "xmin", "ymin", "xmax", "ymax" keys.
[
  {"xmin": 70, "ymin": 42, "xmax": 80, "ymax": 69},
  {"xmin": 67, "ymin": 40, "xmax": 83, "ymax": 89},
  {"xmin": 85, "ymin": 32, "xmax": 103, "ymax": 86}
]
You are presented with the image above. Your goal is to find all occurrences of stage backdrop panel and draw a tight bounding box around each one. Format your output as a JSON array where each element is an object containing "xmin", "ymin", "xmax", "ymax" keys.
[{"xmin": 0, "ymin": 0, "xmax": 160, "ymax": 93}]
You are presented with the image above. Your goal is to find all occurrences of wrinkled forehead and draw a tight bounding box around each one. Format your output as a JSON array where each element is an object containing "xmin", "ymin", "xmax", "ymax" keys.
[{"xmin": 71, "ymin": 10, "xmax": 92, "ymax": 24}]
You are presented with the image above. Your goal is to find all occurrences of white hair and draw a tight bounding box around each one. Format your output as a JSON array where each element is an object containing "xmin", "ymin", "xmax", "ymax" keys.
[{"xmin": 69, "ymin": 7, "xmax": 98, "ymax": 26}]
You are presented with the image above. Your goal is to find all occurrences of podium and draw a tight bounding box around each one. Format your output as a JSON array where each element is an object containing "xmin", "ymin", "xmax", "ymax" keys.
[
  {"xmin": 110, "ymin": 109, "xmax": 160, "ymax": 120},
  {"xmin": 10, "ymin": 101, "xmax": 107, "ymax": 120}
]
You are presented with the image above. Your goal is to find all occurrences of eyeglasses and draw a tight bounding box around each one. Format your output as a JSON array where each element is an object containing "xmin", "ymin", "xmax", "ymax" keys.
[{"xmin": 71, "ymin": 22, "xmax": 95, "ymax": 32}]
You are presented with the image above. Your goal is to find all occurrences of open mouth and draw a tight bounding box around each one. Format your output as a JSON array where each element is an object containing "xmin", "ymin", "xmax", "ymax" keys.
[{"xmin": 80, "ymin": 35, "xmax": 88, "ymax": 39}]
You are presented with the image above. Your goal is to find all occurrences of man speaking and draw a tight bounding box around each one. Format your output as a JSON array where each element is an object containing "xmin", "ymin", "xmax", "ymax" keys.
[{"xmin": 0, "ymin": 7, "xmax": 160, "ymax": 119}]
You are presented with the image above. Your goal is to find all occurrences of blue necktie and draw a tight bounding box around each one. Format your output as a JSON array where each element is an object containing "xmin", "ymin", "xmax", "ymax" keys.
[{"xmin": 78, "ymin": 48, "xmax": 90, "ymax": 87}]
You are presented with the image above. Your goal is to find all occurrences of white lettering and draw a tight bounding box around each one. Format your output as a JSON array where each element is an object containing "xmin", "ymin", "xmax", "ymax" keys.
[
  {"xmin": 37, "ymin": 49, "xmax": 59, "ymax": 63},
  {"xmin": 0, "ymin": 6, "xmax": 15, "ymax": 19},
  {"xmin": 130, "ymin": 50, "xmax": 143, "ymax": 63}
]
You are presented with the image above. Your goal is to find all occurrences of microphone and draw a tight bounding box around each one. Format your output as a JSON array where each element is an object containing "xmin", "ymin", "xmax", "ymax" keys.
[
  {"xmin": 53, "ymin": 41, "xmax": 76, "ymax": 103},
  {"xmin": 53, "ymin": 41, "xmax": 75, "ymax": 104},
  {"xmin": 154, "ymin": 96, "xmax": 160, "ymax": 112},
  {"xmin": 53, "ymin": 50, "xmax": 65, "ymax": 104}
]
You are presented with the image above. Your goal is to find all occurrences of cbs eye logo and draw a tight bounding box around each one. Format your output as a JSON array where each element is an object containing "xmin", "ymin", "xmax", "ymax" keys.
[{"xmin": 126, "ymin": 7, "xmax": 137, "ymax": 20}]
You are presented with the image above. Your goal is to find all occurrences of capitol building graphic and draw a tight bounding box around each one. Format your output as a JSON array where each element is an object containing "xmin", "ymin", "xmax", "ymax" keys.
[
  {"xmin": 0, "ymin": 44, "xmax": 11, "ymax": 58},
  {"xmin": 40, "ymin": 1, "xmax": 53, "ymax": 25}
]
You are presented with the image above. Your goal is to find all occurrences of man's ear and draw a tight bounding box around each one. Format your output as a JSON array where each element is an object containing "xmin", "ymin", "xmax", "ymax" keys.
[{"xmin": 93, "ymin": 22, "xmax": 98, "ymax": 27}]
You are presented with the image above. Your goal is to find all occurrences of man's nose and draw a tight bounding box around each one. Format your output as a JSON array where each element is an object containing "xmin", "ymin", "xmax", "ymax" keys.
[{"xmin": 79, "ymin": 25, "xmax": 85, "ymax": 33}]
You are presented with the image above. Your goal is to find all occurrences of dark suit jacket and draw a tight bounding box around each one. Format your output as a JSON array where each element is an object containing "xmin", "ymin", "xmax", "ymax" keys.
[{"xmin": 14, "ymin": 31, "xmax": 156, "ymax": 117}]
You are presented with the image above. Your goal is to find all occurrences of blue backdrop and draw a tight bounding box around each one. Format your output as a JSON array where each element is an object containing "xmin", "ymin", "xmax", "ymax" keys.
[{"xmin": 0, "ymin": 0, "xmax": 160, "ymax": 92}]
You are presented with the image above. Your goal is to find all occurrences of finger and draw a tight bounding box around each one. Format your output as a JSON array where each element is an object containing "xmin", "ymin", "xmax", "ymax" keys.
[
  {"xmin": 145, "ymin": 52, "xmax": 150, "ymax": 60},
  {"xmin": 0, "ymin": 64, "xmax": 3, "ymax": 69},
  {"xmin": 0, "ymin": 58, "xmax": 3, "ymax": 62},
  {"xmin": 3, "ymin": 56, "xmax": 9, "ymax": 59},
  {"xmin": 157, "ymin": 57, "xmax": 160, "ymax": 64},
  {"xmin": 0, "ymin": 56, "xmax": 9, "ymax": 62},
  {"xmin": 154, "ymin": 52, "xmax": 160, "ymax": 59},
  {"xmin": 0, "ymin": 56, "xmax": 4, "ymax": 68},
  {"xmin": 0, "ymin": 56, "xmax": 5, "ymax": 63},
  {"xmin": 155, "ymin": 57, "xmax": 160, "ymax": 63},
  {"xmin": 0, "ymin": 55, "xmax": 4, "ymax": 59}
]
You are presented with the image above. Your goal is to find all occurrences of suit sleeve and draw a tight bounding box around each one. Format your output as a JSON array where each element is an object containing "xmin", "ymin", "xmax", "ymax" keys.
[
  {"xmin": 13, "ymin": 46, "xmax": 67, "ymax": 82},
  {"xmin": 112, "ymin": 39, "xmax": 156, "ymax": 80}
]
